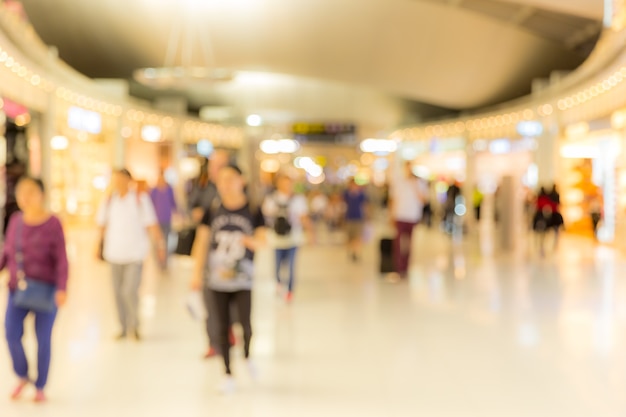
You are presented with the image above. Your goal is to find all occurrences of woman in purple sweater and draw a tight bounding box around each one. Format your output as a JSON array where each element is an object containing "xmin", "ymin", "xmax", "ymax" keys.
[{"xmin": 1, "ymin": 177, "xmax": 69, "ymax": 403}]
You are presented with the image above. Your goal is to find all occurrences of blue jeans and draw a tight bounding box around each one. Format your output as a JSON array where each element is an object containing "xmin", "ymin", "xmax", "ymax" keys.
[
  {"xmin": 5, "ymin": 292, "xmax": 57, "ymax": 390},
  {"xmin": 158, "ymin": 223, "xmax": 172, "ymax": 268},
  {"xmin": 275, "ymin": 247, "xmax": 298, "ymax": 292}
]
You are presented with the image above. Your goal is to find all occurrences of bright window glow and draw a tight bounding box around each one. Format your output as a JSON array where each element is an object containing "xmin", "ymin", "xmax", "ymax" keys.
[
  {"xmin": 141, "ymin": 125, "xmax": 162, "ymax": 143},
  {"xmin": 92, "ymin": 175, "xmax": 109, "ymax": 190},
  {"xmin": 560, "ymin": 144, "xmax": 600, "ymax": 159},
  {"xmin": 516, "ymin": 121, "xmax": 543, "ymax": 137},
  {"xmin": 246, "ymin": 114, "xmax": 263, "ymax": 127},
  {"xmin": 260, "ymin": 140, "xmax": 279, "ymax": 154},
  {"xmin": 197, "ymin": 139, "xmax": 214, "ymax": 156},
  {"xmin": 307, "ymin": 165, "xmax": 323, "ymax": 178},
  {"xmin": 489, "ymin": 139, "xmax": 511, "ymax": 154},
  {"xmin": 180, "ymin": 157, "xmax": 201, "ymax": 179},
  {"xmin": 51, "ymin": 135, "xmax": 69, "ymax": 150},
  {"xmin": 68, "ymin": 106, "xmax": 102, "ymax": 134},
  {"xmin": 360, "ymin": 139, "xmax": 398, "ymax": 154},
  {"xmin": 260, "ymin": 139, "xmax": 299, "ymax": 154},
  {"xmin": 278, "ymin": 139, "xmax": 299, "ymax": 153}
]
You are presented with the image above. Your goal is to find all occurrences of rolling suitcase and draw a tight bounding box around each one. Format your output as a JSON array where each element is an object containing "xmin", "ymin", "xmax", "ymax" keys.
[
  {"xmin": 379, "ymin": 238, "xmax": 395, "ymax": 274},
  {"xmin": 175, "ymin": 227, "xmax": 196, "ymax": 256}
]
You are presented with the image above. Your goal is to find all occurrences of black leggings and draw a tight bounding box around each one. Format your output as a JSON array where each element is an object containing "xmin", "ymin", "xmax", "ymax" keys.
[{"xmin": 212, "ymin": 290, "xmax": 252, "ymax": 375}]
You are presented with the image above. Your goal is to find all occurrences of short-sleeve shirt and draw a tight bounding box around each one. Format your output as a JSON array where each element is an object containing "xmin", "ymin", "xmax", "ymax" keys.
[
  {"xmin": 201, "ymin": 203, "xmax": 265, "ymax": 292},
  {"xmin": 392, "ymin": 177, "xmax": 429, "ymax": 223},
  {"xmin": 343, "ymin": 189, "xmax": 368, "ymax": 221},
  {"xmin": 96, "ymin": 191, "xmax": 158, "ymax": 264}
]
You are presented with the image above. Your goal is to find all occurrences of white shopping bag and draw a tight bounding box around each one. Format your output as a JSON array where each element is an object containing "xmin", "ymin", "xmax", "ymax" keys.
[{"xmin": 186, "ymin": 291, "xmax": 207, "ymax": 321}]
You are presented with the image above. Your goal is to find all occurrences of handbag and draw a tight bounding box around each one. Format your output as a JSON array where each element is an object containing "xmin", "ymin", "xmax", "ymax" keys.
[{"xmin": 12, "ymin": 217, "xmax": 57, "ymax": 313}]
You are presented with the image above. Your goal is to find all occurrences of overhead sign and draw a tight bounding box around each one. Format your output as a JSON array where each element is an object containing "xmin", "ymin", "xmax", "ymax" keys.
[{"xmin": 292, "ymin": 122, "xmax": 356, "ymax": 144}]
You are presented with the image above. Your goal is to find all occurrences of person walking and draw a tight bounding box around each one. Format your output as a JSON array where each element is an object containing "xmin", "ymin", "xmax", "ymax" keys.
[
  {"xmin": 96, "ymin": 168, "xmax": 165, "ymax": 341},
  {"xmin": 263, "ymin": 174, "xmax": 311, "ymax": 302},
  {"xmin": 2, "ymin": 177, "xmax": 69, "ymax": 403},
  {"xmin": 150, "ymin": 170, "xmax": 179, "ymax": 269},
  {"xmin": 342, "ymin": 178, "xmax": 369, "ymax": 262},
  {"xmin": 189, "ymin": 150, "xmax": 230, "ymax": 224},
  {"xmin": 191, "ymin": 164, "xmax": 266, "ymax": 394},
  {"xmin": 389, "ymin": 162, "xmax": 428, "ymax": 280},
  {"xmin": 186, "ymin": 150, "xmax": 238, "ymax": 359}
]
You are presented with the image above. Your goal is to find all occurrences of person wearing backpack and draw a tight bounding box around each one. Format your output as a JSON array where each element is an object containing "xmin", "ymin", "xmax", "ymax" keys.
[
  {"xmin": 262, "ymin": 174, "xmax": 311, "ymax": 303},
  {"xmin": 96, "ymin": 168, "xmax": 166, "ymax": 341}
]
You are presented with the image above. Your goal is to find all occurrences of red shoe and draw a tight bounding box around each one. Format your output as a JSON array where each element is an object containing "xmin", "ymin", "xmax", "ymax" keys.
[
  {"xmin": 285, "ymin": 291, "xmax": 293, "ymax": 303},
  {"xmin": 204, "ymin": 347, "xmax": 218, "ymax": 359},
  {"xmin": 34, "ymin": 390, "xmax": 46, "ymax": 403},
  {"xmin": 229, "ymin": 328, "xmax": 236, "ymax": 347},
  {"xmin": 10, "ymin": 379, "xmax": 29, "ymax": 400}
]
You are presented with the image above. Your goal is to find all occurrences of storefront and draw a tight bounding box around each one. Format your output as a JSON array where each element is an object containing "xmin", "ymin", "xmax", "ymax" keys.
[
  {"xmin": 1, "ymin": 98, "xmax": 40, "ymax": 233},
  {"xmin": 559, "ymin": 120, "xmax": 622, "ymax": 242},
  {"xmin": 48, "ymin": 102, "xmax": 118, "ymax": 220}
]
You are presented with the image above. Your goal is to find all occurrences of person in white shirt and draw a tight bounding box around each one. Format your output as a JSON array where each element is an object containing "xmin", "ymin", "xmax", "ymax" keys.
[
  {"xmin": 96, "ymin": 168, "xmax": 165, "ymax": 341},
  {"xmin": 262, "ymin": 174, "xmax": 311, "ymax": 302},
  {"xmin": 389, "ymin": 161, "xmax": 428, "ymax": 279}
]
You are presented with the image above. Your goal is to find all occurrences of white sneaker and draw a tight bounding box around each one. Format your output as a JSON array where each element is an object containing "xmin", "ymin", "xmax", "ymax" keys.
[
  {"xmin": 247, "ymin": 359, "xmax": 259, "ymax": 381},
  {"xmin": 219, "ymin": 376, "xmax": 236, "ymax": 395}
]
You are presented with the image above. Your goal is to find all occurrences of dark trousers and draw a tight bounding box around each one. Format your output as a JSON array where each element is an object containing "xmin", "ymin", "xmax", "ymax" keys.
[
  {"xmin": 5, "ymin": 292, "xmax": 57, "ymax": 390},
  {"xmin": 394, "ymin": 221, "xmax": 416, "ymax": 276},
  {"xmin": 203, "ymin": 286, "xmax": 237, "ymax": 351},
  {"xmin": 212, "ymin": 290, "xmax": 252, "ymax": 375},
  {"xmin": 275, "ymin": 247, "xmax": 298, "ymax": 292}
]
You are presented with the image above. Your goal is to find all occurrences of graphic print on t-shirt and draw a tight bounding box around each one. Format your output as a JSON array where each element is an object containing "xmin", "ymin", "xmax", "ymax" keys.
[
  {"xmin": 213, "ymin": 230, "xmax": 246, "ymax": 280},
  {"xmin": 201, "ymin": 204, "xmax": 265, "ymax": 292}
]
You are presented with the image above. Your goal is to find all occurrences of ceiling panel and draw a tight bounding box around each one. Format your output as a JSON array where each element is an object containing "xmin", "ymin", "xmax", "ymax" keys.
[{"xmin": 19, "ymin": 0, "xmax": 601, "ymax": 112}]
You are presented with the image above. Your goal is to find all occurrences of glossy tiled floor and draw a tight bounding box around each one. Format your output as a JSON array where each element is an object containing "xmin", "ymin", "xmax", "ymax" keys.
[{"xmin": 1, "ymin": 224, "xmax": 626, "ymax": 416}]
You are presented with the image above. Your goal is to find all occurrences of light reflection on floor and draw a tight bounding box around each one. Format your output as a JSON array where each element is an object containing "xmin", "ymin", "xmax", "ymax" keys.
[{"xmin": 0, "ymin": 225, "xmax": 625, "ymax": 416}]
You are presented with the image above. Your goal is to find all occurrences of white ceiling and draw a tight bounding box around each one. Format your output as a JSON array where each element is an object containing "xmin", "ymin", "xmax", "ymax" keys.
[{"xmin": 19, "ymin": 0, "xmax": 602, "ymax": 121}]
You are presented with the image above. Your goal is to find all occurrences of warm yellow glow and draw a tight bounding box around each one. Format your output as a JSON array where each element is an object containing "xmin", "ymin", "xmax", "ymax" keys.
[
  {"xmin": 260, "ymin": 159, "xmax": 281, "ymax": 173},
  {"xmin": 565, "ymin": 122, "xmax": 589, "ymax": 139},
  {"xmin": 51, "ymin": 135, "xmax": 69, "ymax": 151}
]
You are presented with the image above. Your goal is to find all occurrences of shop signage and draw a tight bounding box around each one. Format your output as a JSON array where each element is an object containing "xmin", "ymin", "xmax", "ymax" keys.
[
  {"xmin": 292, "ymin": 122, "xmax": 356, "ymax": 144},
  {"xmin": 68, "ymin": 106, "xmax": 101, "ymax": 134}
]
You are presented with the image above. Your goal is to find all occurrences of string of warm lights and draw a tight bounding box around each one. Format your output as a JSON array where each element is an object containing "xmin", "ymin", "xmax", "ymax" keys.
[
  {"xmin": 392, "ymin": 3, "xmax": 626, "ymax": 144},
  {"xmin": 0, "ymin": 7, "xmax": 243, "ymax": 149}
]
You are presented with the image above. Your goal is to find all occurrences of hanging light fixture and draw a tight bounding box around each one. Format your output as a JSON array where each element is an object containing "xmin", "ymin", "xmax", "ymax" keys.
[{"xmin": 133, "ymin": 5, "xmax": 234, "ymax": 88}]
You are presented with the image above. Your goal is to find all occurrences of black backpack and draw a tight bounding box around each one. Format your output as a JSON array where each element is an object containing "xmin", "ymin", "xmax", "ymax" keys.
[{"xmin": 274, "ymin": 200, "xmax": 292, "ymax": 236}]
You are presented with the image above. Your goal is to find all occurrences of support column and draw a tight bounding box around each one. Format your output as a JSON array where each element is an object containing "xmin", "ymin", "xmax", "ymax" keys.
[
  {"xmin": 155, "ymin": 96, "xmax": 187, "ymax": 208},
  {"xmin": 535, "ymin": 116, "xmax": 559, "ymax": 188},
  {"xmin": 463, "ymin": 139, "xmax": 477, "ymax": 231},
  {"xmin": 499, "ymin": 175, "xmax": 519, "ymax": 252},
  {"xmin": 38, "ymin": 95, "xmax": 56, "ymax": 209}
]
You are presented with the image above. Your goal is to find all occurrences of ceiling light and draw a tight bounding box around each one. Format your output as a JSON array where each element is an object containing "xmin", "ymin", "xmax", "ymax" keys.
[
  {"xmin": 247, "ymin": 114, "xmax": 263, "ymax": 127},
  {"xmin": 51, "ymin": 135, "xmax": 69, "ymax": 151},
  {"xmin": 141, "ymin": 125, "xmax": 162, "ymax": 143}
]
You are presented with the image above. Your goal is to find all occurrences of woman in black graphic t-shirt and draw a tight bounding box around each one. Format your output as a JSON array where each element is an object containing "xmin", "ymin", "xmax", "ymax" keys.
[{"xmin": 191, "ymin": 164, "xmax": 266, "ymax": 394}]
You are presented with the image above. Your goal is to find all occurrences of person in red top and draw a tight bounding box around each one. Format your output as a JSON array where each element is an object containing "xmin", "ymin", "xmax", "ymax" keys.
[
  {"xmin": 1, "ymin": 177, "xmax": 69, "ymax": 403},
  {"xmin": 533, "ymin": 185, "xmax": 564, "ymax": 255}
]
